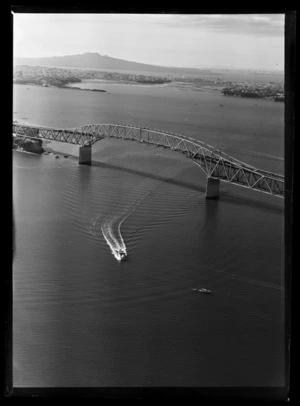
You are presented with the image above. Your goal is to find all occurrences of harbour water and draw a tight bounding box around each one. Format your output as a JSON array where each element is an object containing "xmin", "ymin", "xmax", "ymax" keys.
[{"xmin": 13, "ymin": 83, "xmax": 285, "ymax": 387}]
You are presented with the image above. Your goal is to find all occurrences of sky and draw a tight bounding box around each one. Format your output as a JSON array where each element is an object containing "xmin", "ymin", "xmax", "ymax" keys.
[{"xmin": 13, "ymin": 13, "xmax": 285, "ymax": 71}]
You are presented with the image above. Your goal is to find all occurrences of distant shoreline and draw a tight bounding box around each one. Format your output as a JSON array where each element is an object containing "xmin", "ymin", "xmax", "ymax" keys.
[
  {"xmin": 13, "ymin": 80, "xmax": 284, "ymax": 102},
  {"xmin": 13, "ymin": 82, "xmax": 108, "ymax": 93}
]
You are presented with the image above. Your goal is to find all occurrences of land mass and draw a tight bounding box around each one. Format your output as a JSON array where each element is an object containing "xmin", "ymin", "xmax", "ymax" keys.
[
  {"xmin": 222, "ymin": 83, "xmax": 284, "ymax": 101},
  {"xmin": 13, "ymin": 135, "xmax": 44, "ymax": 154},
  {"xmin": 13, "ymin": 53, "xmax": 284, "ymax": 102},
  {"xmin": 14, "ymin": 52, "xmax": 214, "ymax": 76},
  {"xmin": 13, "ymin": 65, "xmax": 171, "ymax": 87}
]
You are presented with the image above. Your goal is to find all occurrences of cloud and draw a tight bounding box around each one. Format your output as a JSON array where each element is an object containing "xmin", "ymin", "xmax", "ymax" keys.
[
  {"xmin": 13, "ymin": 13, "xmax": 285, "ymax": 37},
  {"xmin": 155, "ymin": 14, "xmax": 284, "ymax": 36},
  {"xmin": 13, "ymin": 13, "xmax": 284, "ymax": 70}
]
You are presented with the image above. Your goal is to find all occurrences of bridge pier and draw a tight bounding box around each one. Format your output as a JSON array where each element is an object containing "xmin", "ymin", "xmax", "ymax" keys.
[
  {"xmin": 79, "ymin": 145, "xmax": 92, "ymax": 165},
  {"xmin": 205, "ymin": 177, "xmax": 220, "ymax": 199}
]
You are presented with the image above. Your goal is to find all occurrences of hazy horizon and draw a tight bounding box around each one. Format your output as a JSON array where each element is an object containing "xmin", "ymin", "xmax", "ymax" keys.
[
  {"xmin": 14, "ymin": 51, "xmax": 284, "ymax": 74},
  {"xmin": 13, "ymin": 13, "xmax": 284, "ymax": 72}
]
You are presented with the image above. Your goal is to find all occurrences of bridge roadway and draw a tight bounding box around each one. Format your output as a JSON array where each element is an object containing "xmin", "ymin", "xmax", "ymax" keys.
[{"xmin": 12, "ymin": 122, "xmax": 284, "ymax": 199}]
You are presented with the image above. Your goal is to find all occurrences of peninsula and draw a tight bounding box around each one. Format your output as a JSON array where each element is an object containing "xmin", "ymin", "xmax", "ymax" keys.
[
  {"xmin": 222, "ymin": 82, "xmax": 284, "ymax": 101},
  {"xmin": 13, "ymin": 65, "xmax": 171, "ymax": 88}
]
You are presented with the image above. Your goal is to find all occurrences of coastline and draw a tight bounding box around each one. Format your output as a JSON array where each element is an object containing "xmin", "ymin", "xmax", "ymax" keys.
[
  {"xmin": 13, "ymin": 135, "xmax": 44, "ymax": 154},
  {"xmin": 14, "ymin": 80, "xmax": 284, "ymax": 102},
  {"xmin": 13, "ymin": 82, "xmax": 108, "ymax": 93},
  {"xmin": 13, "ymin": 135, "xmax": 79, "ymax": 159}
]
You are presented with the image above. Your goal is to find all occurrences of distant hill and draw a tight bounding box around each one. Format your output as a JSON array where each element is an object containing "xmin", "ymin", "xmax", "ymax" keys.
[{"xmin": 14, "ymin": 52, "xmax": 212, "ymax": 76}]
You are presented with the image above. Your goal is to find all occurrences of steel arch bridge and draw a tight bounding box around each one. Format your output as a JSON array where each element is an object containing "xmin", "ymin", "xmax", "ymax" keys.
[{"xmin": 12, "ymin": 122, "xmax": 284, "ymax": 198}]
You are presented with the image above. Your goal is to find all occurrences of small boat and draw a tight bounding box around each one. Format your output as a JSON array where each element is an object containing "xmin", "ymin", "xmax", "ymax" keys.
[
  {"xmin": 198, "ymin": 288, "xmax": 212, "ymax": 294},
  {"xmin": 118, "ymin": 249, "xmax": 127, "ymax": 261},
  {"xmin": 192, "ymin": 288, "xmax": 212, "ymax": 294}
]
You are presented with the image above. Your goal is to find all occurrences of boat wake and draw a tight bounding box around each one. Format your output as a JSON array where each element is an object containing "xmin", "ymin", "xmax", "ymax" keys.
[
  {"xmin": 99, "ymin": 191, "xmax": 152, "ymax": 261},
  {"xmin": 101, "ymin": 214, "xmax": 128, "ymax": 261}
]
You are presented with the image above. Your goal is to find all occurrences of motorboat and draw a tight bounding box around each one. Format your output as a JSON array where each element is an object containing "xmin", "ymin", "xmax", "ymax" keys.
[
  {"xmin": 118, "ymin": 249, "xmax": 127, "ymax": 261},
  {"xmin": 192, "ymin": 288, "xmax": 212, "ymax": 294},
  {"xmin": 198, "ymin": 288, "xmax": 212, "ymax": 294}
]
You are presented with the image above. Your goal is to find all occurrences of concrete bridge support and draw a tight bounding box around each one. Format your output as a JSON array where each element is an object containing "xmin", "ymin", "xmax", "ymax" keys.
[
  {"xmin": 79, "ymin": 145, "xmax": 92, "ymax": 165},
  {"xmin": 205, "ymin": 177, "xmax": 220, "ymax": 199}
]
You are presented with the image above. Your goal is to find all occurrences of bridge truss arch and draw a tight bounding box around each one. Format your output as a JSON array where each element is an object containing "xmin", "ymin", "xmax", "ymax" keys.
[
  {"xmin": 79, "ymin": 123, "xmax": 284, "ymax": 198},
  {"xmin": 13, "ymin": 122, "xmax": 284, "ymax": 198}
]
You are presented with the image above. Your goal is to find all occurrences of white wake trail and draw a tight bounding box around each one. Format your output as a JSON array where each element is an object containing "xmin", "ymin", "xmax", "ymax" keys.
[
  {"xmin": 101, "ymin": 192, "xmax": 151, "ymax": 261},
  {"xmin": 101, "ymin": 215, "xmax": 127, "ymax": 261}
]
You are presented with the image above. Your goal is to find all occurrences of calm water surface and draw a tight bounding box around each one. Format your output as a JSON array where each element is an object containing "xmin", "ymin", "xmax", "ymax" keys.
[{"xmin": 13, "ymin": 83, "xmax": 285, "ymax": 387}]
